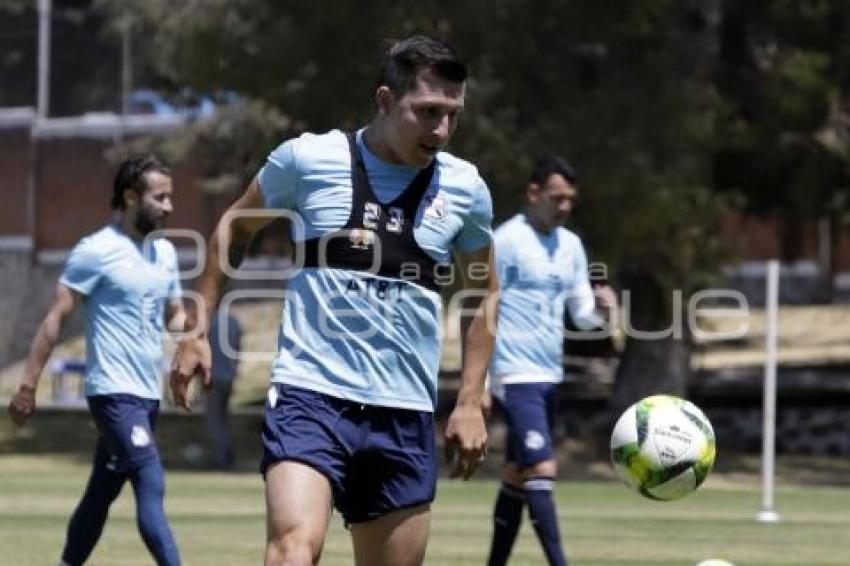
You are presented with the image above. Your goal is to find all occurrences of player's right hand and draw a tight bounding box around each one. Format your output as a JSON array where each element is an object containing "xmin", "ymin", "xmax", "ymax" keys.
[
  {"xmin": 8, "ymin": 384, "xmax": 36, "ymax": 425},
  {"xmin": 170, "ymin": 337, "xmax": 212, "ymax": 411},
  {"xmin": 444, "ymin": 402, "xmax": 488, "ymax": 480}
]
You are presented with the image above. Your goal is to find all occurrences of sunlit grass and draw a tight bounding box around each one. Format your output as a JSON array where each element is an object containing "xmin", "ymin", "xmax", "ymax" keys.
[{"xmin": 2, "ymin": 455, "xmax": 850, "ymax": 565}]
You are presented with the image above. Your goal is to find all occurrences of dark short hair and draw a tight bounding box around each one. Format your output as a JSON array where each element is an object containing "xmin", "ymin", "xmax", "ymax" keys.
[
  {"xmin": 377, "ymin": 35, "xmax": 468, "ymax": 95},
  {"xmin": 111, "ymin": 155, "xmax": 171, "ymax": 210},
  {"xmin": 529, "ymin": 155, "xmax": 577, "ymax": 187}
]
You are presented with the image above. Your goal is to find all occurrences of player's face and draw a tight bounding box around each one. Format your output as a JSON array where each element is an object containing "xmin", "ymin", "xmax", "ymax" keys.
[
  {"xmin": 381, "ymin": 68, "xmax": 465, "ymax": 168},
  {"xmin": 529, "ymin": 173, "xmax": 577, "ymax": 231},
  {"xmin": 135, "ymin": 171, "xmax": 174, "ymax": 235}
]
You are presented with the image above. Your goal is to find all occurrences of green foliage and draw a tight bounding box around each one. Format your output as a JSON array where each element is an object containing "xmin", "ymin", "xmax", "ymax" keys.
[
  {"xmin": 109, "ymin": 99, "xmax": 292, "ymax": 197},
  {"xmin": 1, "ymin": 0, "xmax": 121, "ymax": 113},
  {"xmin": 0, "ymin": 0, "xmax": 32, "ymax": 12},
  {"xmin": 12, "ymin": 1, "xmax": 848, "ymax": 272},
  {"xmin": 715, "ymin": 0, "xmax": 850, "ymax": 258},
  {"xmin": 93, "ymin": 1, "xmax": 850, "ymax": 282},
  {"xmin": 94, "ymin": 0, "xmax": 716, "ymax": 278}
]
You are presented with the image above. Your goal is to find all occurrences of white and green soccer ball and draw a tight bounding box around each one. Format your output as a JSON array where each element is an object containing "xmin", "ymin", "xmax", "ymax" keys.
[{"xmin": 610, "ymin": 395, "xmax": 716, "ymax": 501}]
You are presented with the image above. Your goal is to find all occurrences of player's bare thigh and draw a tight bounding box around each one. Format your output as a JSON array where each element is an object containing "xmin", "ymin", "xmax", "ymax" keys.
[
  {"xmin": 265, "ymin": 460, "xmax": 333, "ymax": 566},
  {"xmin": 350, "ymin": 503, "xmax": 432, "ymax": 566}
]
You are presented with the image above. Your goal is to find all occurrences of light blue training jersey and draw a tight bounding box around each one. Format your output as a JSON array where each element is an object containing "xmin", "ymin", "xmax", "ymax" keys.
[
  {"xmin": 59, "ymin": 225, "xmax": 182, "ymax": 400},
  {"xmin": 258, "ymin": 129, "xmax": 493, "ymax": 411},
  {"xmin": 488, "ymin": 214, "xmax": 598, "ymax": 390}
]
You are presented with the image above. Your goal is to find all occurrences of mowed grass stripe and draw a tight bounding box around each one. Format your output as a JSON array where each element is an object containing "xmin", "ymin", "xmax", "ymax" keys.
[{"xmin": 2, "ymin": 456, "xmax": 850, "ymax": 565}]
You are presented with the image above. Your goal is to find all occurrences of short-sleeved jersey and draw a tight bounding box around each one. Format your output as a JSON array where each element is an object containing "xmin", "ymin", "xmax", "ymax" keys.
[
  {"xmin": 60, "ymin": 225, "xmax": 182, "ymax": 400},
  {"xmin": 488, "ymin": 214, "xmax": 598, "ymax": 391},
  {"xmin": 258, "ymin": 129, "xmax": 493, "ymax": 411}
]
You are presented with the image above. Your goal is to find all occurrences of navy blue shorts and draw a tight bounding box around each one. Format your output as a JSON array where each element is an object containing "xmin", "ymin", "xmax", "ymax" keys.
[
  {"xmin": 261, "ymin": 383, "xmax": 437, "ymax": 524},
  {"xmin": 495, "ymin": 382, "xmax": 558, "ymax": 469},
  {"xmin": 87, "ymin": 394, "xmax": 161, "ymax": 474}
]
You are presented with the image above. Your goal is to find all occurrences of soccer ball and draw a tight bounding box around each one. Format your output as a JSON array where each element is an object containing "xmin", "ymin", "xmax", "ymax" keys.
[{"xmin": 610, "ymin": 395, "xmax": 716, "ymax": 501}]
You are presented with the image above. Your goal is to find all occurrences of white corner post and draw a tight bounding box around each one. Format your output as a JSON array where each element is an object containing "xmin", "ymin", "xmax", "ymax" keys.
[{"xmin": 758, "ymin": 259, "xmax": 781, "ymax": 523}]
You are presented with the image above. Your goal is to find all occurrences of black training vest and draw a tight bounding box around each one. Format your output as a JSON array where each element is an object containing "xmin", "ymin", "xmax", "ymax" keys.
[{"xmin": 301, "ymin": 132, "xmax": 441, "ymax": 291}]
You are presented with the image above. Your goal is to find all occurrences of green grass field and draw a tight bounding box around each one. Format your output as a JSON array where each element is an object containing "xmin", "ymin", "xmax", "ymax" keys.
[{"xmin": 2, "ymin": 456, "xmax": 850, "ymax": 565}]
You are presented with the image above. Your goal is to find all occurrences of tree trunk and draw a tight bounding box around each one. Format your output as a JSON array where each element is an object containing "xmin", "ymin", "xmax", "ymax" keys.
[
  {"xmin": 609, "ymin": 259, "xmax": 692, "ymax": 419},
  {"xmin": 610, "ymin": 334, "xmax": 690, "ymax": 418},
  {"xmin": 579, "ymin": 259, "xmax": 694, "ymax": 458}
]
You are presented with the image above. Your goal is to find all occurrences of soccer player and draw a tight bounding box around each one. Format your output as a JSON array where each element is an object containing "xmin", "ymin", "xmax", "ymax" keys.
[
  {"xmin": 8, "ymin": 156, "xmax": 184, "ymax": 566},
  {"xmin": 170, "ymin": 35, "xmax": 497, "ymax": 566},
  {"xmin": 204, "ymin": 307, "xmax": 242, "ymax": 470},
  {"xmin": 485, "ymin": 156, "xmax": 615, "ymax": 566}
]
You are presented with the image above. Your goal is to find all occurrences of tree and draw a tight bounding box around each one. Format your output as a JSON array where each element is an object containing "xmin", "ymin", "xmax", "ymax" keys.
[
  {"xmin": 1, "ymin": 0, "xmax": 123, "ymax": 115},
  {"xmin": 715, "ymin": 0, "xmax": 850, "ymax": 281},
  {"xmin": 97, "ymin": 0, "xmax": 731, "ymax": 413}
]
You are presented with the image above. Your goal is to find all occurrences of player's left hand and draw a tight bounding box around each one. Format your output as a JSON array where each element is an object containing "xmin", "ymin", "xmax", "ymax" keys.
[
  {"xmin": 170, "ymin": 337, "xmax": 212, "ymax": 411},
  {"xmin": 8, "ymin": 384, "xmax": 36, "ymax": 425},
  {"xmin": 445, "ymin": 402, "xmax": 488, "ymax": 480}
]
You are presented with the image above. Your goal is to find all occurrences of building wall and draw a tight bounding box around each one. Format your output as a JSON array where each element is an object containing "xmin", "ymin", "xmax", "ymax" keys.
[
  {"xmin": 1, "ymin": 110, "xmax": 229, "ymax": 250},
  {"xmin": 34, "ymin": 136, "xmax": 214, "ymax": 250},
  {"xmin": 0, "ymin": 110, "xmax": 34, "ymax": 237}
]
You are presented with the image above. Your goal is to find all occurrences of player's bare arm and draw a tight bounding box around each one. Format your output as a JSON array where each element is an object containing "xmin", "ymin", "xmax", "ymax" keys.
[
  {"xmin": 165, "ymin": 300, "xmax": 187, "ymax": 334},
  {"xmin": 592, "ymin": 283, "xmax": 618, "ymax": 322},
  {"xmin": 170, "ymin": 177, "xmax": 271, "ymax": 410},
  {"xmin": 8, "ymin": 283, "xmax": 81, "ymax": 425},
  {"xmin": 445, "ymin": 244, "xmax": 499, "ymax": 479}
]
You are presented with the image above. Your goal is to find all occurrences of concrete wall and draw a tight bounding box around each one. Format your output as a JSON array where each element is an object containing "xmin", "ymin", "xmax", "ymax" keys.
[{"xmin": 32, "ymin": 115, "xmax": 219, "ymax": 250}]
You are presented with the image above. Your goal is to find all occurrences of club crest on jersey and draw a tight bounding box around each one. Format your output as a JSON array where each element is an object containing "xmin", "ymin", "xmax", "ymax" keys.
[
  {"xmin": 423, "ymin": 192, "xmax": 447, "ymax": 219},
  {"xmin": 524, "ymin": 429, "xmax": 545, "ymax": 451},
  {"xmin": 349, "ymin": 228, "xmax": 376, "ymax": 250},
  {"xmin": 131, "ymin": 425, "xmax": 151, "ymax": 447}
]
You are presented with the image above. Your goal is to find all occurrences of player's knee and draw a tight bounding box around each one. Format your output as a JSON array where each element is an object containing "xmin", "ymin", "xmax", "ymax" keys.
[
  {"xmin": 265, "ymin": 531, "xmax": 321, "ymax": 566},
  {"xmin": 132, "ymin": 462, "xmax": 166, "ymax": 504},
  {"xmin": 521, "ymin": 459, "xmax": 557, "ymax": 479}
]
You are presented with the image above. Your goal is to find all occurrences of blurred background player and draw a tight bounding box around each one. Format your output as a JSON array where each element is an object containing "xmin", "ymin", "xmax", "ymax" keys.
[
  {"xmin": 170, "ymin": 35, "xmax": 497, "ymax": 566},
  {"xmin": 486, "ymin": 156, "xmax": 616, "ymax": 566},
  {"xmin": 204, "ymin": 306, "xmax": 242, "ymax": 470},
  {"xmin": 7, "ymin": 155, "xmax": 184, "ymax": 566}
]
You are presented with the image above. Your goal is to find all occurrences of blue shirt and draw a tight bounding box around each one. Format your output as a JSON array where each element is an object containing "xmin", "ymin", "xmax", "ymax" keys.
[
  {"xmin": 488, "ymin": 214, "xmax": 598, "ymax": 390},
  {"xmin": 59, "ymin": 225, "xmax": 182, "ymax": 400},
  {"xmin": 258, "ymin": 129, "xmax": 493, "ymax": 411}
]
